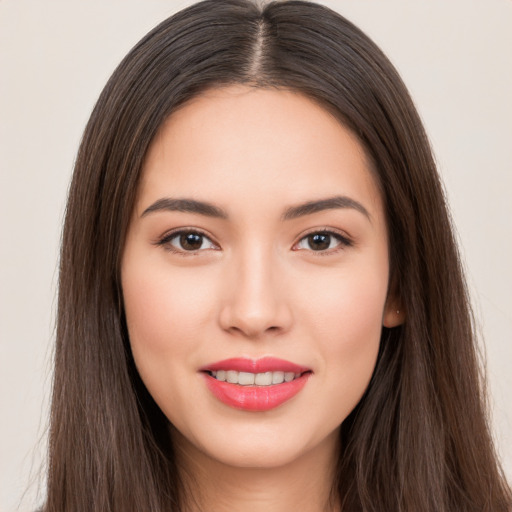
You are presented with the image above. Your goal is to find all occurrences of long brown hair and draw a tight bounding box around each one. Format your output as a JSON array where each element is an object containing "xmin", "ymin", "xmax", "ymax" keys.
[{"xmin": 46, "ymin": 1, "xmax": 511, "ymax": 510}]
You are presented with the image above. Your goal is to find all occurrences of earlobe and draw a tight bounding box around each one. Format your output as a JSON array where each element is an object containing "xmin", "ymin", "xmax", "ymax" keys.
[{"xmin": 383, "ymin": 301, "xmax": 405, "ymax": 328}]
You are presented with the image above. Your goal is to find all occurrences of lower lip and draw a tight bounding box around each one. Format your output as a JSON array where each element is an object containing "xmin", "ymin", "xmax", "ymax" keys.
[{"xmin": 203, "ymin": 373, "xmax": 310, "ymax": 411}]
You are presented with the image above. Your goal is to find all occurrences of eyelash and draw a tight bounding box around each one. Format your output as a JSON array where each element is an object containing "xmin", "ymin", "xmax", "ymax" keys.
[
  {"xmin": 292, "ymin": 229, "xmax": 353, "ymax": 255},
  {"xmin": 155, "ymin": 228, "xmax": 219, "ymax": 256},
  {"xmin": 155, "ymin": 228, "xmax": 353, "ymax": 256}
]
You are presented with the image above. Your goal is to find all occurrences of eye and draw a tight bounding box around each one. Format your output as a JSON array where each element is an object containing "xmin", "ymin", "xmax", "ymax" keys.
[
  {"xmin": 294, "ymin": 231, "xmax": 351, "ymax": 252},
  {"xmin": 158, "ymin": 230, "xmax": 218, "ymax": 253}
]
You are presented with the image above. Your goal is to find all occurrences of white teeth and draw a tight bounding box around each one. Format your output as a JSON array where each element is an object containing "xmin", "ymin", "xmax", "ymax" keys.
[
  {"xmin": 238, "ymin": 371, "xmax": 255, "ymax": 385},
  {"xmin": 210, "ymin": 370, "xmax": 302, "ymax": 386},
  {"xmin": 254, "ymin": 371, "xmax": 272, "ymax": 386},
  {"xmin": 272, "ymin": 371, "xmax": 285, "ymax": 384},
  {"xmin": 226, "ymin": 370, "xmax": 238, "ymax": 383}
]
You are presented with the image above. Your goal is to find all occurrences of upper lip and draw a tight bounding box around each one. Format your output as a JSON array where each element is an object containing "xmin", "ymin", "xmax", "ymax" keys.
[{"xmin": 199, "ymin": 357, "xmax": 311, "ymax": 374}]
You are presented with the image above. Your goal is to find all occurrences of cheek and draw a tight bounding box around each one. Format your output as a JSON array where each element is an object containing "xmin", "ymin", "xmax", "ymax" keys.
[
  {"xmin": 121, "ymin": 258, "xmax": 220, "ymax": 424},
  {"xmin": 301, "ymin": 261, "xmax": 388, "ymax": 415},
  {"xmin": 304, "ymin": 254, "xmax": 388, "ymax": 343},
  {"xmin": 121, "ymin": 257, "xmax": 218, "ymax": 407}
]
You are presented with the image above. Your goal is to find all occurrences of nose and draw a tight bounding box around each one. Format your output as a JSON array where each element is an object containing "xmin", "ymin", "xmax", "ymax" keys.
[{"xmin": 218, "ymin": 247, "xmax": 293, "ymax": 339}]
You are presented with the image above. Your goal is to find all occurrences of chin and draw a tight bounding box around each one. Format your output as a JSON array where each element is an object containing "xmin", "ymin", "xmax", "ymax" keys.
[{"xmin": 171, "ymin": 418, "xmax": 340, "ymax": 471}]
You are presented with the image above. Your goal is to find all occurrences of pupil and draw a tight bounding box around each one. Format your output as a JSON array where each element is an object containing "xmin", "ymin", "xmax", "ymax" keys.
[
  {"xmin": 308, "ymin": 233, "xmax": 330, "ymax": 250},
  {"xmin": 180, "ymin": 233, "xmax": 202, "ymax": 250}
]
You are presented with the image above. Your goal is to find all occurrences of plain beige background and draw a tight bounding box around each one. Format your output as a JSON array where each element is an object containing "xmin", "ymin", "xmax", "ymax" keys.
[{"xmin": 1, "ymin": 1, "xmax": 511, "ymax": 510}]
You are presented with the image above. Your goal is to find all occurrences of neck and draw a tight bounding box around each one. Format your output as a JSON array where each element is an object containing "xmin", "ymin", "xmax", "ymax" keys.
[{"xmin": 173, "ymin": 429, "xmax": 341, "ymax": 512}]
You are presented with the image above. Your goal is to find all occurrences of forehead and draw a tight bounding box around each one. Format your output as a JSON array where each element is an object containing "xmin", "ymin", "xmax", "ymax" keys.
[{"xmin": 138, "ymin": 86, "xmax": 383, "ymax": 221}]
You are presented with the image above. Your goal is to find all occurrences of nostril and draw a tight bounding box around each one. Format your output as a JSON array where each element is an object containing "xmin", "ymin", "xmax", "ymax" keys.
[{"xmin": 218, "ymin": 293, "xmax": 294, "ymax": 338}]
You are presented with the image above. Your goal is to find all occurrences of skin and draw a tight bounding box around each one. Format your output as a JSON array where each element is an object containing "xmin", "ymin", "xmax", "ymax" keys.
[{"xmin": 121, "ymin": 86, "xmax": 402, "ymax": 512}]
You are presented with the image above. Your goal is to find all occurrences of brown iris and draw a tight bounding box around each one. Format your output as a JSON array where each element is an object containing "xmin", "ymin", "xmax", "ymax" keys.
[
  {"xmin": 180, "ymin": 233, "xmax": 204, "ymax": 250},
  {"xmin": 307, "ymin": 233, "xmax": 332, "ymax": 251}
]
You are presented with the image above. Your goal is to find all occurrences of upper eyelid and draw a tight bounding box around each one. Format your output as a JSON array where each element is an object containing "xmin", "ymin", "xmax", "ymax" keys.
[
  {"xmin": 293, "ymin": 228, "xmax": 353, "ymax": 252},
  {"xmin": 155, "ymin": 227, "xmax": 218, "ymax": 247},
  {"xmin": 296, "ymin": 227, "xmax": 352, "ymax": 242}
]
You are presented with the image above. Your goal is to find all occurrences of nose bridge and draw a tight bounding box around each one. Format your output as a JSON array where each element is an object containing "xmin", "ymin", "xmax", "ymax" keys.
[{"xmin": 219, "ymin": 241, "xmax": 291, "ymax": 337}]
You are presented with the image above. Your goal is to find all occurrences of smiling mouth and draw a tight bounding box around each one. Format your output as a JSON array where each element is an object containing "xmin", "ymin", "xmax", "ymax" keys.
[
  {"xmin": 201, "ymin": 357, "xmax": 312, "ymax": 411},
  {"xmin": 207, "ymin": 370, "xmax": 306, "ymax": 386}
]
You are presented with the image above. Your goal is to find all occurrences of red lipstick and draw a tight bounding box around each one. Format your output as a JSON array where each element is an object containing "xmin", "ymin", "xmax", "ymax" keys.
[{"xmin": 200, "ymin": 357, "xmax": 312, "ymax": 412}]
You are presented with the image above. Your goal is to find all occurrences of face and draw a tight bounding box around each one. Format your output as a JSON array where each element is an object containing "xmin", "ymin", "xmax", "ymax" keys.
[{"xmin": 122, "ymin": 86, "xmax": 399, "ymax": 470}]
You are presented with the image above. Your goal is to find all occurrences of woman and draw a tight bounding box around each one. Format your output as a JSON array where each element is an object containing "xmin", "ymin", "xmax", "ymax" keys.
[{"xmin": 44, "ymin": 0, "xmax": 511, "ymax": 510}]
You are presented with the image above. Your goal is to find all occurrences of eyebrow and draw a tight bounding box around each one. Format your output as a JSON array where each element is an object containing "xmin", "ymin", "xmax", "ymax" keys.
[
  {"xmin": 141, "ymin": 195, "xmax": 370, "ymax": 221},
  {"xmin": 282, "ymin": 195, "xmax": 371, "ymax": 221},
  {"xmin": 141, "ymin": 198, "xmax": 228, "ymax": 218}
]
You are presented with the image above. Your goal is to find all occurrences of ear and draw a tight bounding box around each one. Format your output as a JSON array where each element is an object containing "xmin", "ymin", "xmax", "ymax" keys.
[{"xmin": 382, "ymin": 296, "xmax": 405, "ymax": 328}]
